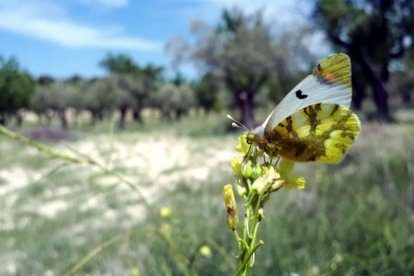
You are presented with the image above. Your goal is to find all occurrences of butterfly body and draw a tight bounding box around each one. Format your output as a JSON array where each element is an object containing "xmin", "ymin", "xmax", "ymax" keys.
[{"xmin": 247, "ymin": 53, "xmax": 360, "ymax": 163}]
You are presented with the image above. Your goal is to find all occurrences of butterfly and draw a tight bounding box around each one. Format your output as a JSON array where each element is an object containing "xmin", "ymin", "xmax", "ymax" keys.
[{"xmin": 245, "ymin": 53, "xmax": 360, "ymax": 163}]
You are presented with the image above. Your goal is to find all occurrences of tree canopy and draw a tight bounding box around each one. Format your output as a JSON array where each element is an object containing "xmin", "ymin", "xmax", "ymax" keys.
[
  {"xmin": 0, "ymin": 55, "xmax": 34, "ymax": 125},
  {"xmin": 190, "ymin": 9, "xmax": 278, "ymax": 128},
  {"xmin": 313, "ymin": 0, "xmax": 414, "ymax": 121}
]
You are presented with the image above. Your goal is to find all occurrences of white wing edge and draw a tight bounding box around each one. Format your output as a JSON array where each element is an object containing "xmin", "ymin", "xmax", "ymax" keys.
[{"xmin": 264, "ymin": 74, "xmax": 352, "ymax": 134}]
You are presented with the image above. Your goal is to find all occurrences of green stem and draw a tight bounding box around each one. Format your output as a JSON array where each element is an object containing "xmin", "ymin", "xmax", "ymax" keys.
[
  {"xmin": 65, "ymin": 230, "xmax": 134, "ymax": 276},
  {"xmin": 158, "ymin": 229, "xmax": 195, "ymax": 276},
  {"xmin": 236, "ymin": 179, "xmax": 273, "ymax": 275},
  {"xmin": 236, "ymin": 241, "xmax": 264, "ymax": 276}
]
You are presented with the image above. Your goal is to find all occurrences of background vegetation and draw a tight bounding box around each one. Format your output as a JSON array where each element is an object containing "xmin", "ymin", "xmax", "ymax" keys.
[{"xmin": 0, "ymin": 0, "xmax": 413, "ymax": 275}]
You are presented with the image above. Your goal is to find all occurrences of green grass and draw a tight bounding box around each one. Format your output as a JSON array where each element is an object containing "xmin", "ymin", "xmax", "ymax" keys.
[{"xmin": 0, "ymin": 113, "xmax": 413, "ymax": 275}]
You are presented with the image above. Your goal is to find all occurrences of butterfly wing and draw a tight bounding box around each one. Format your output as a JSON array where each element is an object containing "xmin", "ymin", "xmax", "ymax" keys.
[
  {"xmin": 265, "ymin": 104, "xmax": 360, "ymax": 163},
  {"xmin": 263, "ymin": 53, "xmax": 352, "ymax": 136}
]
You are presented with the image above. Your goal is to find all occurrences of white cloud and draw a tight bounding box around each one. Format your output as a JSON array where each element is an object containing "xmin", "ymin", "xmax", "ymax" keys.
[
  {"xmin": 76, "ymin": 0, "xmax": 129, "ymax": 8},
  {"xmin": 0, "ymin": 1, "xmax": 159, "ymax": 50}
]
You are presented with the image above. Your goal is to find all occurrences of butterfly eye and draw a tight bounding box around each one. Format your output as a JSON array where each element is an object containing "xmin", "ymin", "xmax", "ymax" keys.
[{"xmin": 246, "ymin": 133, "xmax": 256, "ymax": 144}]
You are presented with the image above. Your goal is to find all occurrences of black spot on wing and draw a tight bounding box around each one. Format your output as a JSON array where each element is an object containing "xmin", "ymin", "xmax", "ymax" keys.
[{"xmin": 295, "ymin": 90, "xmax": 308, "ymax": 99}]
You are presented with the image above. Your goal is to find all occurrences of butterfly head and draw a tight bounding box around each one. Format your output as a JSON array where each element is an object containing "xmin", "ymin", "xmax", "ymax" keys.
[
  {"xmin": 227, "ymin": 114, "xmax": 282, "ymax": 158},
  {"xmin": 245, "ymin": 132, "xmax": 257, "ymax": 145},
  {"xmin": 246, "ymin": 131, "xmax": 281, "ymax": 157}
]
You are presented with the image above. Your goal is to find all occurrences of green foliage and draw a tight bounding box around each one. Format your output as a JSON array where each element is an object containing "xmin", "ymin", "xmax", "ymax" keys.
[
  {"xmin": 150, "ymin": 83, "xmax": 196, "ymax": 120},
  {"xmin": 192, "ymin": 72, "xmax": 221, "ymax": 113},
  {"xmin": 108, "ymin": 75, "xmax": 132, "ymax": 109},
  {"xmin": 177, "ymin": 8, "xmax": 316, "ymax": 128},
  {"xmin": 99, "ymin": 53, "xmax": 163, "ymax": 127},
  {"xmin": 0, "ymin": 55, "xmax": 35, "ymax": 124},
  {"xmin": 82, "ymin": 78, "xmax": 117, "ymax": 121},
  {"xmin": 314, "ymin": 0, "xmax": 414, "ymax": 62},
  {"xmin": 313, "ymin": 0, "xmax": 414, "ymax": 120},
  {"xmin": 387, "ymin": 71, "xmax": 414, "ymax": 106},
  {"xmin": 31, "ymin": 82, "xmax": 79, "ymax": 128},
  {"xmin": 99, "ymin": 53, "xmax": 140, "ymax": 75},
  {"xmin": 191, "ymin": 8, "xmax": 277, "ymax": 127}
]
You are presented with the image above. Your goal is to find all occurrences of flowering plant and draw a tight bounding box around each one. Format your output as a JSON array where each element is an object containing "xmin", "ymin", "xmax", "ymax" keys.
[{"xmin": 224, "ymin": 134, "xmax": 305, "ymax": 275}]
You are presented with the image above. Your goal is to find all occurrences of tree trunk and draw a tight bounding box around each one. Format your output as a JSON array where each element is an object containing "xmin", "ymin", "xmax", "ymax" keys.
[
  {"xmin": 57, "ymin": 110, "xmax": 68, "ymax": 129},
  {"xmin": 0, "ymin": 114, "xmax": 6, "ymax": 125},
  {"xmin": 236, "ymin": 89, "xmax": 256, "ymax": 129},
  {"xmin": 15, "ymin": 114, "xmax": 23, "ymax": 127},
  {"xmin": 90, "ymin": 111, "xmax": 97, "ymax": 126},
  {"xmin": 350, "ymin": 50, "xmax": 391, "ymax": 122},
  {"xmin": 371, "ymin": 78, "xmax": 390, "ymax": 122},
  {"xmin": 132, "ymin": 109, "xmax": 143, "ymax": 123},
  {"xmin": 352, "ymin": 83, "xmax": 365, "ymax": 110},
  {"xmin": 118, "ymin": 107, "xmax": 128, "ymax": 129},
  {"xmin": 351, "ymin": 66, "xmax": 366, "ymax": 110}
]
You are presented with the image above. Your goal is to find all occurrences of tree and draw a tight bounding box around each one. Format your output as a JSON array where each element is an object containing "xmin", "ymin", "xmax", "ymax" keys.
[
  {"xmin": 0, "ymin": 55, "xmax": 34, "ymax": 125},
  {"xmin": 165, "ymin": 7, "xmax": 322, "ymax": 128},
  {"xmin": 99, "ymin": 53, "xmax": 140, "ymax": 75},
  {"xmin": 189, "ymin": 9, "xmax": 279, "ymax": 128},
  {"xmin": 192, "ymin": 72, "xmax": 220, "ymax": 113},
  {"xmin": 99, "ymin": 53, "xmax": 163, "ymax": 127},
  {"xmin": 82, "ymin": 78, "xmax": 117, "ymax": 124},
  {"xmin": 313, "ymin": 0, "xmax": 414, "ymax": 121},
  {"xmin": 132, "ymin": 64, "xmax": 163, "ymax": 122},
  {"xmin": 150, "ymin": 83, "xmax": 196, "ymax": 120},
  {"xmin": 103, "ymin": 74, "xmax": 135, "ymax": 129},
  {"xmin": 387, "ymin": 70, "xmax": 414, "ymax": 105},
  {"xmin": 31, "ymin": 82, "xmax": 78, "ymax": 129}
]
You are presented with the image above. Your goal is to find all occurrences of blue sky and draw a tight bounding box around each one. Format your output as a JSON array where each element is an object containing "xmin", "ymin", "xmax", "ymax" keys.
[{"xmin": 0, "ymin": 0, "xmax": 313, "ymax": 79}]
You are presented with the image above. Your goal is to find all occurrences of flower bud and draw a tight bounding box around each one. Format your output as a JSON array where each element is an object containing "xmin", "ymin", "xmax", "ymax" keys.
[
  {"xmin": 160, "ymin": 207, "xmax": 172, "ymax": 218},
  {"xmin": 231, "ymin": 157, "xmax": 242, "ymax": 178},
  {"xmin": 250, "ymin": 163, "xmax": 262, "ymax": 179},
  {"xmin": 236, "ymin": 182, "xmax": 247, "ymax": 197},
  {"xmin": 223, "ymin": 184, "xmax": 239, "ymax": 229},
  {"xmin": 258, "ymin": 208, "xmax": 264, "ymax": 219},
  {"xmin": 242, "ymin": 160, "xmax": 253, "ymax": 178},
  {"xmin": 242, "ymin": 160, "xmax": 261, "ymax": 180},
  {"xmin": 252, "ymin": 166, "xmax": 280, "ymax": 194},
  {"xmin": 128, "ymin": 267, "xmax": 140, "ymax": 276},
  {"xmin": 199, "ymin": 245, "xmax": 212, "ymax": 258},
  {"xmin": 236, "ymin": 134, "xmax": 250, "ymax": 155}
]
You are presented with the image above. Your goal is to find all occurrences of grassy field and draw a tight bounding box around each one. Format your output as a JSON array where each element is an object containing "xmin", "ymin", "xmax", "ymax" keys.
[{"xmin": 0, "ymin": 112, "xmax": 413, "ymax": 275}]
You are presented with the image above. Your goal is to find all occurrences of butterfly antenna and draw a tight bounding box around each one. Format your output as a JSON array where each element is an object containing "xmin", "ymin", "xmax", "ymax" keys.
[{"xmin": 227, "ymin": 114, "xmax": 249, "ymax": 131}]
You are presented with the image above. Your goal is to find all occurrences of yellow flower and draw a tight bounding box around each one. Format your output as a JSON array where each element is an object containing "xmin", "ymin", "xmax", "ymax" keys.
[
  {"xmin": 284, "ymin": 176, "xmax": 306, "ymax": 190},
  {"xmin": 235, "ymin": 133, "xmax": 250, "ymax": 156},
  {"xmin": 223, "ymin": 184, "xmax": 239, "ymax": 229},
  {"xmin": 231, "ymin": 157, "xmax": 242, "ymax": 178},
  {"xmin": 199, "ymin": 245, "xmax": 212, "ymax": 258},
  {"xmin": 278, "ymin": 158, "xmax": 305, "ymax": 190},
  {"xmin": 252, "ymin": 166, "xmax": 283, "ymax": 193},
  {"xmin": 128, "ymin": 267, "xmax": 140, "ymax": 276},
  {"xmin": 160, "ymin": 207, "xmax": 172, "ymax": 218},
  {"xmin": 278, "ymin": 158, "xmax": 296, "ymax": 177}
]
